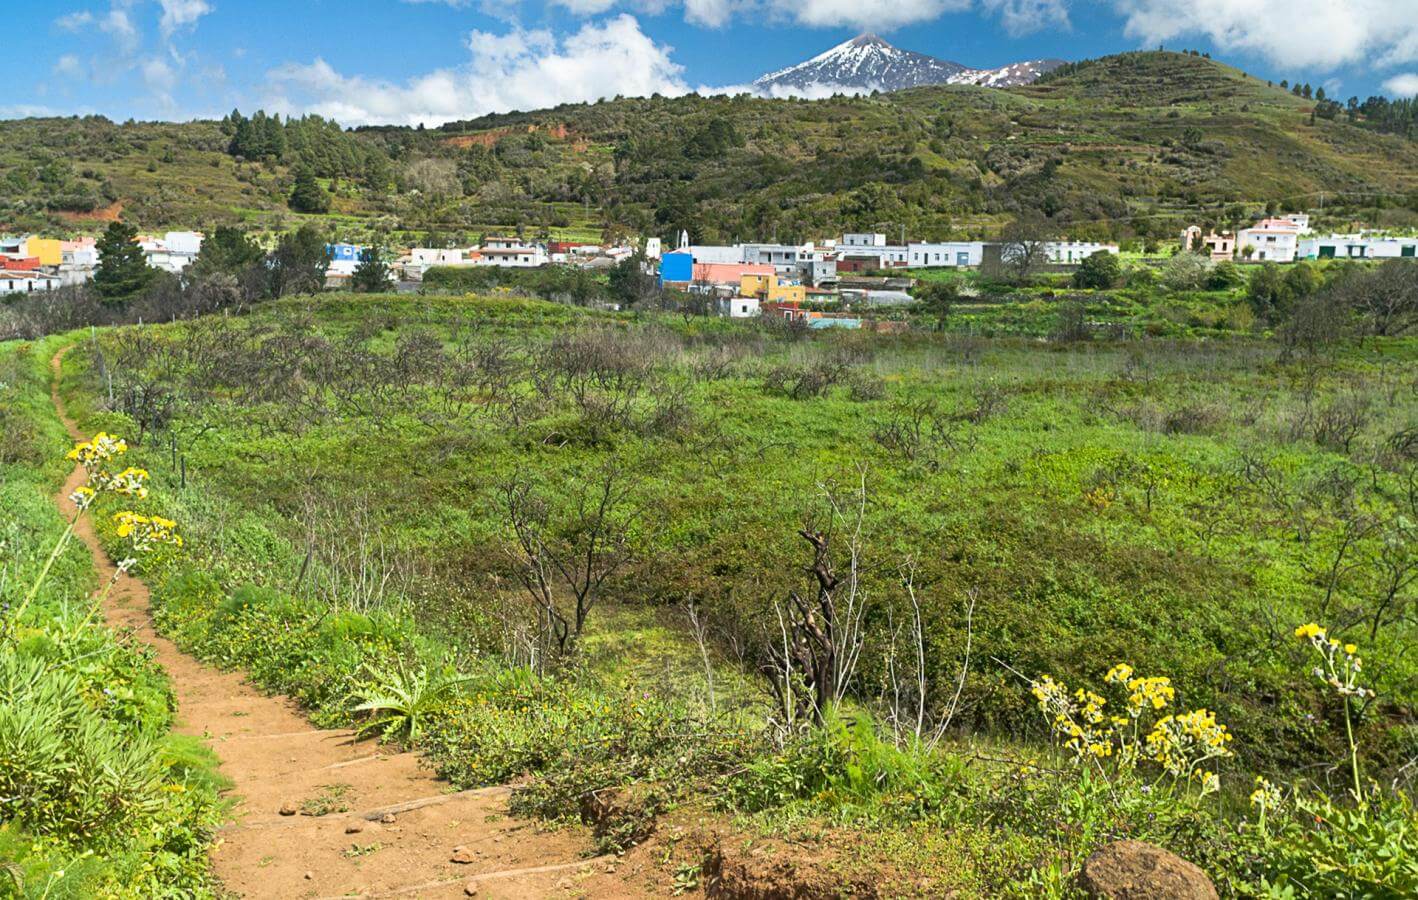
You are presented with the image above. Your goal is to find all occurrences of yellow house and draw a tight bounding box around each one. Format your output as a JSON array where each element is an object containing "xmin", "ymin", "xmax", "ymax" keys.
[
  {"xmin": 23, "ymin": 238, "xmax": 63, "ymax": 267},
  {"xmin": 739, "ymin": 273, "xmax": 805, "ymax": 305}
]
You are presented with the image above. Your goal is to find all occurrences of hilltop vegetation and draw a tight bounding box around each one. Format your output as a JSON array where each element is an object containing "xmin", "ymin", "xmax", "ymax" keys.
[{"xmin": 3, "ymin": 52, "xmax": 1417, "ymax": 244}]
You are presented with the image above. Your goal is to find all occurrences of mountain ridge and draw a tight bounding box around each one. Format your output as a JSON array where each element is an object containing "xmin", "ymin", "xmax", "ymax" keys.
[{"xmin": 753, "ymin": 33, "xmax": 1064, "ymax": 95}]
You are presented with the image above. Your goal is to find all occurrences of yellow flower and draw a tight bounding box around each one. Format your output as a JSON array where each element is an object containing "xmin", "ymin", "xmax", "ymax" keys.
[
  {"xmin": 1294, "ymin": 623, "xmax": 1324, "ymax": 640},
  {"xmin": 1343, "ymin": 644, "xmax": 1357, "ymax": 656},
  {"xmin": 1104, "ymin": 663, "xmax": 1134, "ymax": 685}
]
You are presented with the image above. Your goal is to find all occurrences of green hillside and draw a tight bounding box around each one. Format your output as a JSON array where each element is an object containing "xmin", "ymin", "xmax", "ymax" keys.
[{"xmin": 2, "ymin": 51, "xmax": 1416, "ymax": 244}]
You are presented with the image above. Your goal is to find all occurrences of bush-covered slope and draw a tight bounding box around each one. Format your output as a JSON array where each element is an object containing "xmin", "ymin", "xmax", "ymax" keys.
[{"xmin": 3, "ymin": 52, "xmax": 1416, "ymax": 242}]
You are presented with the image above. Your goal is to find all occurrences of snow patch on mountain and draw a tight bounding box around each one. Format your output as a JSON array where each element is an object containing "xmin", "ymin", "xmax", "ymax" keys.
[{"xmin": 753, "ymin": 34, "xmax": 1063, "ymax": 96}]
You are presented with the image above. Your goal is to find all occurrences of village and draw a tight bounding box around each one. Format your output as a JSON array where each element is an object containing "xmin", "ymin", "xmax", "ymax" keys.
[{"xmin": 3, "ymin": 214, "xmax": 1417, "ymax": 328}]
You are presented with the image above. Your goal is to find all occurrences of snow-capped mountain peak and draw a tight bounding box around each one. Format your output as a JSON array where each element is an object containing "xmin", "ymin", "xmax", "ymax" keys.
[{"xmin": 753, "ymin": 33, "xmax": 1063, "ymax": 96}]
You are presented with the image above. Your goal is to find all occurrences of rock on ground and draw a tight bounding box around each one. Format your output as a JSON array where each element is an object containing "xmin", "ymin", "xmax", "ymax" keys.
[{"xmin": 1080, "ymin": 840, "xmax": 1218, "ymax": 900}]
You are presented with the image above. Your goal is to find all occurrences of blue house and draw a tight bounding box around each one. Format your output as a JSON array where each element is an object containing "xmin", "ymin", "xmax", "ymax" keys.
[
  {"xmin": 327, "ymin": 243, "xmax": 364, "ymax": 264},
  {"xmin": 659, "ymin": 251, "xmax": 693, "ymax": 285}
]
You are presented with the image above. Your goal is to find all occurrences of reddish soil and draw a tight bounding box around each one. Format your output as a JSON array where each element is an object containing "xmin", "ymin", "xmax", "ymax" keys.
[
  {"xmin": 442, "ymin": 124, "xmax": 589, "ymax": 152},
  {"xmin": 56, "ymin": 200, "xmax": 124, "ymax": 224},
  {"xmin": 49, "ymin": 347, "xmax": 659, "ymax": 899}
]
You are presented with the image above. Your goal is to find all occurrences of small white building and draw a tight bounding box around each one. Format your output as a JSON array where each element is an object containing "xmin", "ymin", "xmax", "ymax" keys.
[
  {"xmin": 1043, "ymin": 241, "xmax": 1119, "ymax": 264},
  {"xmin": 1238, "ymin": 219, "xmax": 1302, "ymax": 262},
  {"xmin": 687, "ymin": 244, "xmax": 746, "ymax": 265},
  {"xmin": 842, "ymin": 233, "xmax": 888, "ymax": 248},
  {"xmin": 410, "ymin": 247, "xmax": 475, "ymax": 268},
  {"xmin": 908, "ymin": 242, "xmax": 984, "ymax": 268},
  {"xmin": 476, "ymin": 244, "xmax": 548, "ymax": 268},
  {"xmin": 401, "ymin": 247, "xmax": 479, "ymax": 280},
  {"xmin": 718, "ymin": 296, "xmax": 761, "ymax": 318},
  {"xmin": 140, "ymin": 231, "xmax": 204, "ymax": 274},
  {"xmin": 837, "ymin": 244, "xmax": 910, "ymax": 268},
  {"xmin": 1299, "ymin": 234, "xmax": 1418, "ymax": 260},
  {"xmin": 644, "ymin": 237, "xmax": 663, "ymax": 260},
  {"xmin": 0, "ymin": 271, "xmax": 61, "ymax": 293},
  {"xmin": 741, "ymin": 243, "xmax": 806, "ymax": 277}
]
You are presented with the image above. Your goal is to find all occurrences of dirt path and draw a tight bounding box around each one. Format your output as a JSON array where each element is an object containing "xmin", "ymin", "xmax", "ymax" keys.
[{"xmin": 50, "ymin": 347, "xmax": 652, "ymax": 899}]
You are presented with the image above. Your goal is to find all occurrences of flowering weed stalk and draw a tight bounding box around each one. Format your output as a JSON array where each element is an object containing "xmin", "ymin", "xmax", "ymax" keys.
[
  {"xmin": 1028, "ymin": 663, "xmax": 1232, "ymax": 798},
  {"xmin": 1294, "ymin": 622, "xmax": 1369, "ymax": 801},
  {"xmin": 9, "ymin": 434, "xmax": 181, "ymax": 632}
]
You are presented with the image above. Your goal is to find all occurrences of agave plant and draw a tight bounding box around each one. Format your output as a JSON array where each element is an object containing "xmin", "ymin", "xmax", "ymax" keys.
[{"xmin": 351, "ymin": 663, "xmax": 467, "ymax": 744}]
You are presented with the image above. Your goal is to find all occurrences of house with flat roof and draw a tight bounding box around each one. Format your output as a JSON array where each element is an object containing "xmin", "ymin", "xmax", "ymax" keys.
[
  {"xmin": 1299, "ymin": 234, "xmax": 1418, "ymax": 260},
  {"xmin": 1238, "ymin": 219, "xmax": 1302, "ymax": 262}
]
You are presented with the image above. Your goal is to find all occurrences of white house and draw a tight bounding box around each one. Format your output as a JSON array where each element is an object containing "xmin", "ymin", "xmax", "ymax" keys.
[
  {"xmin": 402, "ymin": 247, "xmax": 478, "ymax": 280},
  {"xmin": 687, "ymin": 244, "xmax": 746, "ymax": 265},
  {"xmin": 908, "ymin": 242, "xmax": 984, "ymax": 268},
  {"xmin": 59, "ymin": 242, "xmax": 99, "ymax": 286},
  {"xmin": 718, "ymin": 296, "xmax": 761, "ymax": 318},
  {"xmin": 140, "ymin": 231, "xmax": 203, "ymax": 274},
  {"xmin": 842, "ymin": 233, "xmax": 887, "ymax": 248},
  {"xmin": 1299, "ymin": 234, "xmax": 1418, "ymax": 260},
  {"xmin": 1043, "ymin": 241, "xmax": 1119, "ymax": 264},
  {"xmin": 836, "ymin": 244, "xmax": 910, "ymax": 268},
  {"xmin": 0, "ymin": 271, "xmax": 61, "ymax": 293},
  {"xmin": 1238, "ymin": 219, "xmax": 1302, "ymax": 262},
  {"xmin": 741, "ymin": 243, "xmax": 811, "ymax": 277},
  {"xmin": 410, "ymin": 247, "xmax": 475, "ymax": 268},
  {"xmin": 476, "ymin": 242, "xmax": 548, "ymax": 268}
]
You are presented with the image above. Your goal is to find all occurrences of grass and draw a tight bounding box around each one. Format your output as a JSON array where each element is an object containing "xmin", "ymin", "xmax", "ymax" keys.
[
  {"xmin": 7, "ymin": 288, "xmax": 1416, "ymax": 894},
  {"xmin": 0, "ymin": 337, "xmax": 227, "ymax": 899}
]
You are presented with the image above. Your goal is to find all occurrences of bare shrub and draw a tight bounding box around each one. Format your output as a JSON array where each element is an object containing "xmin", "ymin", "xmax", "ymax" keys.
[
  {"xmin": 962, "ymin": 381, "xmax": 1009, "ymax": 424},
  {"xmin": 1313, "ymin": 393, "xmax": 1372, "ymax": 455},
  {"xmin": 761, "ymin": 473, "xmax": 870, "ymax": 731},
  {"xmin": 848, "ymin": 371, "xmax": 886, "ymax": 402},
  {"xmin": 296, "ymin": 489, "xmax": 411, "ymax": 612},
  {"xmin": 873, "ymin": 400, "xmax": 975, "ymax": 469},
  {"xmin": 762, "ymin": 360, "xmax": 847, "ymax": 400},
  {"xmin": 499, "ymin": 465, "xmax": 638, "ymax": 662},
  {"xmin": 1161, "ymin": 402, "xmax": 1226, "ymax": 435}
]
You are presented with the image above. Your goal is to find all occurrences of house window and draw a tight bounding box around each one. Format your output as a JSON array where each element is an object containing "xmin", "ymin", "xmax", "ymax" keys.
[{"xmin": 1403, "ymin": 246, "xmax": 1416, "ymax": 258}]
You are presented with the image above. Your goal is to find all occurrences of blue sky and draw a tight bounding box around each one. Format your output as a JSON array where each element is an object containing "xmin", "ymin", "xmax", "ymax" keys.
[{"xmin": 18, "ymin": 1, "xmax": 1418, "ymax": 126}]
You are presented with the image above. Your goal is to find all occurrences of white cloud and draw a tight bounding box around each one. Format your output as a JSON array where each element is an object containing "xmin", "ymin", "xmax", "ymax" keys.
[
  {"xmin": 789, "ymin": 0, "xmax": 968, "ymax": 30},
  {"xmin": 54, "ymin": 54, "xmax": 85, "ymax": 78},
  {"xmin": 54, "ymin": 11, "xmax": 96, "ymax": 31},
  {"xmin": 159, "ymin": 0, "xmax": 213, "ymax": 39},
  {"xmin": 101, "ymin": 4, "xmax": 141, "ymax": 55},
  {"xmin": 554, "ymin": 0, "xmax": 1015, "ymax": 30},
  {"xmin": 266, "ymin": 14, "xmax": 689, "ymax": 127},
  {"xmin": 0, "ymin": 104, "xmax": 64, "ymax": 118},
  {"xmin": 979, "ymin": 0, "xmax": 1069, "ymax": 36},
  {"xmin": 552, "ymin": 0, "xmax": 622, "ymax": 11},
  {"xmin": 682, "ymin": 0, "xmax": 736, "ymax": 26},
  {"xmin": 1384, "ymin": 73, "xmax": 1418, "ymax": 97},
  {"xmin": 142, "ymin": 57, "xmax": 179, "ymax": 104},
  {"xmin": 1112, "ymin": 0, "xmax": 1418, "ymax": 71}
]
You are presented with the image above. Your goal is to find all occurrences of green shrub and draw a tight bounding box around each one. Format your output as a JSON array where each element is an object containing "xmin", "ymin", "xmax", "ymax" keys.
[{"xmin": 0, "ymin": 654, "xmax": 162, "ymax": 841}]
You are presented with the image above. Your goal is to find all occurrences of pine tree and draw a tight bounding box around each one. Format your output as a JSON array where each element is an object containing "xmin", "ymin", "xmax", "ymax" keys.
[
  {"xmin": 289, "ymin": 165, "xmax": 330, "ymax": 214},
  {"xmin": 93, "ymin": 221, "xmax": 155, "ymax": 305},
  {"xmin": 351, "ymin": 247, "xmax": 391, "ymax": 293},
  {"xmin": 268, "ymin": 225, "xmax": 330, "ymax": 298},
  {"xmin": 192, "ymin": 226, "xmax": 264, "ymax": 278}
]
